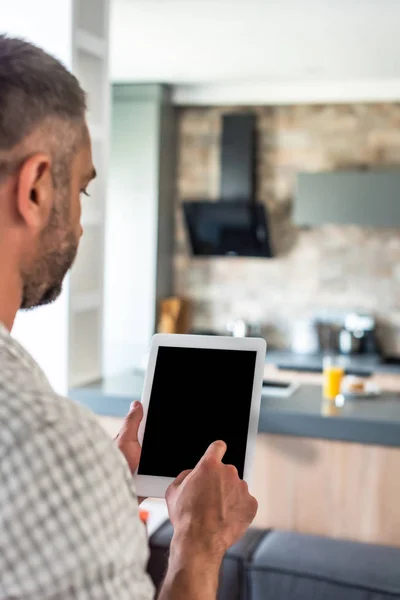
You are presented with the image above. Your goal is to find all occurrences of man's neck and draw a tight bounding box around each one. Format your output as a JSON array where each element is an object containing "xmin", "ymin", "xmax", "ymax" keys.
[{"xmin": 0, "ymin": 263, "xmax": 22, "ymax": 331}]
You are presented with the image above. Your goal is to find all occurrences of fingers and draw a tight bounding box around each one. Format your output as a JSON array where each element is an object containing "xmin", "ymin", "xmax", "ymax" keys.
[
  {"xmin": 225, "ymin": 464, "xmax": 238, "ymax": 478},
  {"xmin": 129, "ymin": 401, "xmax": 143, "ymax": 423},
  {"xmin": 248, "ymin": 494, "xmax": 259, "ymax": 521},
  {"xmin": 166, "ymin": 469, "xmax": 192, "ymax": 501},
  {"xmin": 169, "ymin": 442, "xmax": 227, "ymax": 494},
  {"xmin": 173, "ymin": 469, "xmax": 192, "ymax": 486},
  {"xmin": 118, "ymin": 401, "xmax": 143, "ymax": 440},
  {"xmin": 129, "ymin": 400, "xmax": 143, "ymax": 417},
  {"xmin": 202, "ymin": 440, "xmax": 227, "ymax": 463}
]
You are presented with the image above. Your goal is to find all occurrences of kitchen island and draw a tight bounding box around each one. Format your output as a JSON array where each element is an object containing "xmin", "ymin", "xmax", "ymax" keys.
[
  {"xmin": 69, "ymin": 367, "xmax": 400, "ymax": 448},
  {"xmin": 69, "ymin": 364, "xmax": 400, "ymax": 547}
]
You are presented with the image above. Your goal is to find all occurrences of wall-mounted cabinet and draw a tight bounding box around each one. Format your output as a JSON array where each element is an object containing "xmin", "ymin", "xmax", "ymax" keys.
[{"xmin": 294, "ymin": 172, "xmax": 400, "ymax": 228}]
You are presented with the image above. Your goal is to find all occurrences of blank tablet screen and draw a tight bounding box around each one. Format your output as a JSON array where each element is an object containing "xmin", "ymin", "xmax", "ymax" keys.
[{"xmin": 138, "ymin": 346, "xmax": 257, "ymax": 479}]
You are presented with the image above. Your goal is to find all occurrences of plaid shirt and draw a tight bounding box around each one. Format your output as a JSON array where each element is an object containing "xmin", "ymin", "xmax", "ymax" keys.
[{"xmin": 0, "ymin": 323, "xmax": 154, "ymax": 599}]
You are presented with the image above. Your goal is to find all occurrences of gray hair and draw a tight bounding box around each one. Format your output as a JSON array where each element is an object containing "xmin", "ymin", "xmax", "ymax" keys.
[{"xmin": 0, "ymin": 35, "xmax": 86, "ymax": 183}]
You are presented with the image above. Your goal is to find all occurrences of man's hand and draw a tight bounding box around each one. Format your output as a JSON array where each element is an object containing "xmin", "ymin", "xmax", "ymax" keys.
[
  {"xmin": 114, "ymin": 401, "xmax": 143, "ymax": 475},
  {"xmin": 158, "ymin": 441, "xmax": 258, "ymax": 600},
  {"xmin": 166, "ymin": 440, "xmax": 258, "ymax": 557},
  {"xmin": 115, "ymin": 401, "xmax": 146, "ymax": 504}
]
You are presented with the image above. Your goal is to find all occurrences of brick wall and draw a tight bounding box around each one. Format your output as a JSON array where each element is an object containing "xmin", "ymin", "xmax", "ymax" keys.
[{"xmin": 174, "ymin": 104, "xmax": 400, "ymax": 352}]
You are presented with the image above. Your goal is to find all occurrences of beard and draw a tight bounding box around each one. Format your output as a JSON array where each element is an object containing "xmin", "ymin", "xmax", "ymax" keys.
[{"xmin": 20, "ymin": 203, "xmax": 79, "ymax": 310}]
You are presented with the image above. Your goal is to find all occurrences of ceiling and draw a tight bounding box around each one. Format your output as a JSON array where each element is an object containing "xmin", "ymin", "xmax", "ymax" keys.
[{"xmin": 110, "ymin": 0, "xmax": 400, "ymax": 104}]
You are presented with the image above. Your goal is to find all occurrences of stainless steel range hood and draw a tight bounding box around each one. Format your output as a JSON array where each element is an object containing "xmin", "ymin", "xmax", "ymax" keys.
[{"xmin": 294, "ymin": 171, "xmax": 400, "ymax": 228}]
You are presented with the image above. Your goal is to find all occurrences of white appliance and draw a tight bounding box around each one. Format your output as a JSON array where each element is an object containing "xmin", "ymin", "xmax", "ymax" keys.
[{"xmin": 290, "ymin": 318, "xmax": 319, "ymax": 355}]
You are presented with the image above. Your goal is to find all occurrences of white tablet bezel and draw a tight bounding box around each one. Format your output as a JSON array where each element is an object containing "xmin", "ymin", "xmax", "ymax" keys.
[{"xmin": 134, "ymin": 333, "xmax": 267, "ymax": 498}]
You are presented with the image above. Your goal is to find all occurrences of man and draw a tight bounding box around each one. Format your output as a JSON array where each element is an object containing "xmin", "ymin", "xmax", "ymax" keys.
[{"xmin": 0, "ymin": 35, "xmax": 258, "ymax": 599}]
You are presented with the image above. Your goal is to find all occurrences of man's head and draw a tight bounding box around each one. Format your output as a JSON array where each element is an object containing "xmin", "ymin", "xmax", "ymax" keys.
[{"xmin": 0, "ymin": 35, "xmax": 95, "ymax": 311}]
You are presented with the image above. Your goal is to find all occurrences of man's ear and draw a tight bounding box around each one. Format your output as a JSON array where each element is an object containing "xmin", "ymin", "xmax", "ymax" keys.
[{"xmin": 16, "ymin": 154, "xmax": 54, "ymax": 230}]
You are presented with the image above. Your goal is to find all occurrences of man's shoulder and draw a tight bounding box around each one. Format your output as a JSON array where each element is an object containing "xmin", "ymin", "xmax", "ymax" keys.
[
  {"xmin": 0, "ymin": 340, "xmax": 109, "ymax": 456},
  {"xmin": 0, "ymin": 384, "xmax": 107, "ymax": 457},
  {"xmin": 0, "ymin": 327, "xmax": 131, "ymax": 483},
  {"xmin": 0, "ymin": 346, "xmax": 151, "ymax": 599}
]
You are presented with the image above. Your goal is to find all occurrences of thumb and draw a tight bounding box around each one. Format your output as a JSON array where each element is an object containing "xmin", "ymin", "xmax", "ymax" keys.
[
  {"xmin": 202, "ymin": 440, "xmax": 227, "ymax": 462},
  {"xmin": 118, "ymin": 401, "xmax": 143, "ymax": 441}
]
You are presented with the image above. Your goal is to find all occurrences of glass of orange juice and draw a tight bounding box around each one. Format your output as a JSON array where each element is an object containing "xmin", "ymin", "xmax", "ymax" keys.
[{"xmin": 323, "ymin": 354, "xmax": 345, "ymax": 400}]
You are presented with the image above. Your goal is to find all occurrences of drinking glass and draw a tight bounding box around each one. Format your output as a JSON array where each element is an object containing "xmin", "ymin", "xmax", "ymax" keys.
[{"xmin": 323, "ymin": 354, "xmax": 345, "ymax": 400}]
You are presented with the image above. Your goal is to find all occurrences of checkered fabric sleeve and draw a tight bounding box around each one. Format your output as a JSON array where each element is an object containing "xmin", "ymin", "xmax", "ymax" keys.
[{"xmin": 0, "ymin": 325, "xmax": 155, "ymax": 599}]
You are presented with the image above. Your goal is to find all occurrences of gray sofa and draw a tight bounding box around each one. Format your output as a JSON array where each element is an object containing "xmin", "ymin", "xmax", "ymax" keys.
[{"xmin": 148, "ymin": 520, "xmax": 400, "ymax": 599}]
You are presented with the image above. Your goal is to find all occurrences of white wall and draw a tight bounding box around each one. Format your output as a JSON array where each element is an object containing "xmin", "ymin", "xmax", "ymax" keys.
[
  {"xmin": 103, "ymin": 87, "xmax": 160, "ymax": 376},
  {"xmin": 1, "ymin": 0, "xmax": 73, "ymax": 394},
  {"xmin": 0, "ymin": 1, "xmax": 73, "ymax": 68}
]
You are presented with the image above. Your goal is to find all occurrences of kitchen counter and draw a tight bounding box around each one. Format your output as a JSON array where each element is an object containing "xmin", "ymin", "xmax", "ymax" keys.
[
  {"xmin": 70, "ymin": 370, "xmax": 144, "ymax": 417},
  {"xmin": 259, "ymin": 384, "xmax": 400, "ymax": 447},
  {"xmin": 265, "ymin": 349, "xmax": 400, "ymax": 375},
  {"xmin": 70, "ymin": 368, "xmax": 400, "ymax": 448},
  {"xmin": 71, "ymin": 365, "xmax": 400, "ymax": 546}
]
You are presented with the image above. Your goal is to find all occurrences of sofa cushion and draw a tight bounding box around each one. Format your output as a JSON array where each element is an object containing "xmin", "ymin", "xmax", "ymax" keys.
[
  {"xmin": 249, "ymin": 530, "xmax": 400, "ymax": 600},
  {"xmin": 218, "ymin": 527, "xmax": 266, "ymax": 600},
  {"xmin": 147, "ymin": 520, "xmax": 172, "ymax": 591},
  {"xmin": 148, "ymin": 519, "xmax": 266, "ymax": 599}
]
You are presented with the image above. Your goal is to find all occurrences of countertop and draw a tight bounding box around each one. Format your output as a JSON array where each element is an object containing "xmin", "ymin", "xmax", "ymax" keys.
[
  {"xmin": 265, "ymin": 349, "xmax": 400, "ymax": 375},
  {"xmin": 70, "ymin": 368, "xmax": 400, "ymax": 448},
  {"xmin": 258, "ymin": 384, "xmax": 400, "ymax": 447}
]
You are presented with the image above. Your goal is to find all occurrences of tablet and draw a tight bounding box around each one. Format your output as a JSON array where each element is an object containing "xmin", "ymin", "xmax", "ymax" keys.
[{"xmin": 134, "ymin": 333, "xmax": 266, "ymax": 498}]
